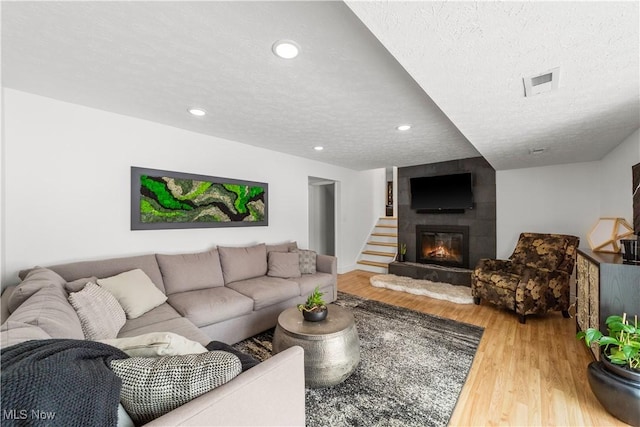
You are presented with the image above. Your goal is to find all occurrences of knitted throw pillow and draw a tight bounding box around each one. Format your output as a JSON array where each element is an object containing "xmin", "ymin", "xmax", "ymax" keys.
[
  {"xmin": 111, "ymin": 351, "xmax": 242, "ymax": 424},
  {"xmin": 295, "ymin": 249, "xmax": 317, "ymax": 274},
  {"xmin": 68, "ymin": 282, "xmax": 127, "ymax": 340}
]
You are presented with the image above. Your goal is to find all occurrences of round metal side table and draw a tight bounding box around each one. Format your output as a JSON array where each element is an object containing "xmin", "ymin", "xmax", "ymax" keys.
[{"xmin": 272, "ymin": 304, "xmax": 360, "ymax": 388}]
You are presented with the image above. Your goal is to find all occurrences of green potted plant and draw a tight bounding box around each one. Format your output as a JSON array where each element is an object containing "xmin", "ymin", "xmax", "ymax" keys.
[
  {"xmin": 398, "ymin": 243, "xmax": 407, "ymax": 262},
  {"xmin": 297, "ymin": 286, "xmax": 327, "ymax": 322},
  {"xmin": 577, "ymin": 313, "xmax": 640, "ymax": 426}
]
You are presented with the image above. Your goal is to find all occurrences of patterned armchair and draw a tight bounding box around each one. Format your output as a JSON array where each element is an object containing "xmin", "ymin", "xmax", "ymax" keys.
[{"xmin": 471, "ymin": 232, "xmax": 580, "ymax": 323}]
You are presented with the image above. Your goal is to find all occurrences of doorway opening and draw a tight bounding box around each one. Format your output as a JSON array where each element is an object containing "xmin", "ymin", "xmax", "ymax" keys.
[{"xmin": 308, "ymin": 177, "xmax": 337, "ymax": 256}]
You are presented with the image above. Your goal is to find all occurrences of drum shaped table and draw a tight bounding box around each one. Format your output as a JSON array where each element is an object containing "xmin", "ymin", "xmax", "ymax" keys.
[{"xmin": 272, "ymin": 305, "xmax": 360, "ymax": 388}]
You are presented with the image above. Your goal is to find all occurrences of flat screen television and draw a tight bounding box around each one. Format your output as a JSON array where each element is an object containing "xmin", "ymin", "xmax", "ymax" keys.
[{"xmin": 410, "ymin": 173, "xmax": 473, "ymax": 211}]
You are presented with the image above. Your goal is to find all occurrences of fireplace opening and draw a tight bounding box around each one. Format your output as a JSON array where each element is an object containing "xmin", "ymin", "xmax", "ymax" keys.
[{"xmin": 416, "ymin": 225, "xmax": 469, "ymax": 268}]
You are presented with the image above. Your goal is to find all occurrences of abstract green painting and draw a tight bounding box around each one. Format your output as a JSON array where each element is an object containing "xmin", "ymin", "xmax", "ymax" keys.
[{"xmin": 131, "ymin": 167, "xmax": 268, "ymax": 229}]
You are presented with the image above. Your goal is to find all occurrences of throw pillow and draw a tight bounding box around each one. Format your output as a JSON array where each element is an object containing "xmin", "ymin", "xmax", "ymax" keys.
[
  {"xmin": 68, "ymin": 282, "xmax": 127, "ymax": 340},
  {"xmin": 97, "ymin": 269, "xmax": 167, "ymax": 319},
  {"xmin": 99, "ymin": 332, "xmax": 208, "ymax": 357},
  {"xmin": 64, "ymin": 276, "xmax": 99, "ymax": 293},
  {"xmin": 267, "ymin": 251, "xmax": 301, "ymax": 279},
  {"xmin": 6, "ymin": 285, "xmax": 85, "ymax": 340},
  {"xmin": 295, "ymin": 249, "xmax": 317, "ymax": 274},
  {"xmin": 111, "ymin": 351, "xmax": 242, "ymax": 424},
  {"xmin": 7, "ymin": 267, "xmax": 66, "ymax": 314}
]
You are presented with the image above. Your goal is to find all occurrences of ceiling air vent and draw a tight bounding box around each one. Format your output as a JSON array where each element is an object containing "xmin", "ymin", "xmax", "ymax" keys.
[{"xmin": 523, "ymin": 67, "xmax": 560, "ymax": 97}]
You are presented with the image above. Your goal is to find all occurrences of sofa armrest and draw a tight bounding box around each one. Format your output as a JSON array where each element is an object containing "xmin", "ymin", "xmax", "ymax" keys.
[
  {"xmin": 144, "ymin": 345, "xmax": 305, "ymax": 427},
  {"xmin": 316, "ymin": 254, "xmax": 336, "ymax": 275},
  {"xmin": 316, "ymin": 254, "xmax": 337, "ymax": 300},
  {"xmin": 473, "ymin": 258, "xmax": 512, "ymax": 273}
]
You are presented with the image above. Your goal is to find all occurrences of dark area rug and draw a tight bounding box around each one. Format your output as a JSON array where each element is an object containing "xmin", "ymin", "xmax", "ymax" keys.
[{"xmin": 233, "ymin": 292, "xmax": 484, "ymax": 427}]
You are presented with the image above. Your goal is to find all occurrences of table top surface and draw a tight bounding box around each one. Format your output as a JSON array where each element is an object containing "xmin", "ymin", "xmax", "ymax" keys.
[{"xmin": 277, "ymin": 305, "xmax": 355, "ymax": 340}]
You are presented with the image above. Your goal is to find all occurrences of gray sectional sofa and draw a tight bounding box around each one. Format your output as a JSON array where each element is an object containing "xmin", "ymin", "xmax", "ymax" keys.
[{"xmin": 0, "ymin": 242, "xmax": 338, "ymax": 426}]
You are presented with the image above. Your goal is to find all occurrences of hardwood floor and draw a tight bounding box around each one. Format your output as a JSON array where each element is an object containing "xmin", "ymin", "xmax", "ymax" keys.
[{"xmin": 338, "ymin": 270, "xmax": 624, "ymax": 426}]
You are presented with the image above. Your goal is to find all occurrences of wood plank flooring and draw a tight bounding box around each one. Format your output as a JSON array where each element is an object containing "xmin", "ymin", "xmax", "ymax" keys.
[{"xmin": 338, "ymin": 270, "xmax": 624, "ymax": 426}]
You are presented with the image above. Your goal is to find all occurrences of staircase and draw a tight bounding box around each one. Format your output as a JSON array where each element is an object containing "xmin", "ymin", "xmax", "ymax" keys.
[{"xmin": 356, "ymin": 217, "xmax": 398, "ymax": 274}]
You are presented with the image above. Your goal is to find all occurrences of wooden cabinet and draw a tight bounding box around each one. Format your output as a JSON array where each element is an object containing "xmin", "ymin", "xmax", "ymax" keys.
[{"xmin": 576, "ymin": 249, "xmax": 640, "ymax": 360}]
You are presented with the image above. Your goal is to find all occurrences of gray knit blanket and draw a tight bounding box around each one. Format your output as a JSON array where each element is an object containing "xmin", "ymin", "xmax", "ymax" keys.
[{"xmin": 1, "ymin": 339, "xmax": 128, "ymax": 427}]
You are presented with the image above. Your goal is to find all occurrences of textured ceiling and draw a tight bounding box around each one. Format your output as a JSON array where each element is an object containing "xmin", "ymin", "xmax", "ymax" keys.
[
  {"xmin": 2, "ymin": 1, "xmax": 638, "ymax": 171},
  {"xmin": 348, "ymin": 1, "xmax": 640, "ymax": 170}
]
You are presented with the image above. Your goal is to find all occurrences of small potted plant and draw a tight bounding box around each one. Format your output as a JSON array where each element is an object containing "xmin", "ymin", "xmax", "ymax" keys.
[
  {"xmin": 398, "ymin": 243, "xmax": 407, "ymax": 262},
  {"xmin": 577, "ymin": 313, "xmax": 640, "ymax": 426},
  {"xmin": 297, "ymin": 286, "xmax": 327, "ymax": 322}
]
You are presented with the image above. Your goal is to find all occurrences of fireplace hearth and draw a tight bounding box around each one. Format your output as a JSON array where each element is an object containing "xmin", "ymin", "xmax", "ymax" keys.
[{"xmin": 416, "ymin": 225, "xmax": 469, "ymax": 269}]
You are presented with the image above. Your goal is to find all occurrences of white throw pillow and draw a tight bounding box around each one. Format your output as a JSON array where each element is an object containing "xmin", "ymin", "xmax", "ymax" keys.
[
  {"xmin": 100, "ymin": 332, "xmax": 207, "ymax": 357},
  {"xmin": 97, "ymin": 269, "xmax": 167, "ymax": 319},
  {"xmin": 68, "ymin": 282, "xmax": 127, "ymax": 340}
]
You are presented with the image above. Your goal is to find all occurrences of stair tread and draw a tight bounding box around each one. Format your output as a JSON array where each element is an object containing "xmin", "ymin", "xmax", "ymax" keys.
[
  {"xmin": 368, "ymin": 241, "xmax": 398, "ymax": 247},
  {"xmin": 380, "ymin": 217, "xmax": 397, "ymax": 220},
  {"xmin": 376, "ymin": 224, "xmax": 398, "ymax": 229},
  {"xmin": 362, "ymin": 250, "xmax": 396, "ymax": 257},
  {"xmin": 357, "ymin": 260, "xmax": 390, "ymax": 268},
  {"xmin": 371, "ymin": 232, "xmax": 398, "ymax": 237}
]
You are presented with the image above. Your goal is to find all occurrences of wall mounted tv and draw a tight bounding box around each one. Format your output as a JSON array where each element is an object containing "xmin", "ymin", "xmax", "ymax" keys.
[{"xmin": 410, "ymin": 172, "xmax": 474, "ymax": 212}]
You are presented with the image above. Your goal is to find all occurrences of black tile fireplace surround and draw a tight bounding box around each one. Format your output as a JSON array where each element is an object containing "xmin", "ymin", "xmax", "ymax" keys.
[{"xmin": 395, "ymin": 157, "xmax": 497, "ymax": 279}]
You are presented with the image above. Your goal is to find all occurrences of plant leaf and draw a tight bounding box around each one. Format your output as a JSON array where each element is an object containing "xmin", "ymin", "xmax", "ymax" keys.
[
  {"xmin": 598, "ymin": 336, "xmax": 620, "ymax": 346},
  {"xmin": 584, "ymin": 329, "xmax": 602, "ymax": 346},
  {"xmin": 605, "ymin": 315, "xmax": 624, "ymax": 326}
]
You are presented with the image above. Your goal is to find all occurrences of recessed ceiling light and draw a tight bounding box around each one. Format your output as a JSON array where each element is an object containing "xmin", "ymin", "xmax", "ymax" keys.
[
  {"xmin": 188, "ymin": 107, "xmax": 206, "ymax": 117},
  {"xmin": 272, "ymin": 40, "xmax": 300, "ymax": 59},
  {"xmin": 314, "ymin": 146, "xmax": 324, "ymax": 151},
  {"xmin": 396, "ymin": 124, "xmax": 411, "ymax": 131}
]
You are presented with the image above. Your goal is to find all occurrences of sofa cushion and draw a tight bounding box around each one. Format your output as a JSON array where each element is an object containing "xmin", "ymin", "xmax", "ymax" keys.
[
  {"xmin": 294, "ymin": 249, "xmax": 317, "ymax": 274},
  {"xmin": 100, "ymin": 332, "xmax": 208, "ymax": 357},
  {"xmin": 266, "ymin": 241, "xmax": 298, "ymax": 253},
  {"xmin": 7, "ymin": 285, "xmax": 85, "ymax": 340},
  {"xmin": 267, "ymin": 252, "xmax": 301, "ymax": 279},
  {"xmin": 111, "ymin": 351, "xmax": 242, "ymax": 425},
  {"xmin": 22, "ymin": 254, "xmax": 167, "ymax": 294},
  {"xmin": 118, "ymin": 303, "xmax": 182, "ymax": 335},
  {"xmin": 118, "ymin": 317, "xmax": 211, "ymax": 346},
  {"xmin": 97, "ymin": 269, "xmax": 168, "ymax": 319},
  {"xmin": 156, "ymin": 249, "xmax": 225, "ymax": 295},
  {"xmin": 64, "ymin": 276, "xmax": 98, "ymax": 293},
  {"xmin": 8, "ymin": 267, "xmax": 66, "ymax": 314},
  {"xmin": 68, "ymin": 282, "xmax": 127, "ymax": 340},
  {"xmin": 218, "ymin": 244, "xmax": 268, "ymax": 284},
  {"xmin": 226, "ymin": 277, "xmax": 300, "ymax": 311},
  {"xmin": 0, "ymin": 321, "xmax": 51, "ymax": 349},
  {"xmin": 167, "ymin": 287, "xmax": 254, "ymax": 327},
  {"xmin": 291, "ymin": 272, "xmax": 335, "ymax": 297}
]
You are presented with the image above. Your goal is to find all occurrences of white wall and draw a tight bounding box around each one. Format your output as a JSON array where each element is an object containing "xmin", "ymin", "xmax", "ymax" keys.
[
  {"xmin": 599, "ymin": 128, "xmax": 639, "ymax": 220},
  {"xmin": 496, "ymin": 129, "xmax": 640, "ymax": 258},
  {"xmin": 496, "ymin": 162, "xmax": 600, "ymax": 257},
  {"xmin": 1, "ymin": 89, "xmax": 385, "ymax": 285}
]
